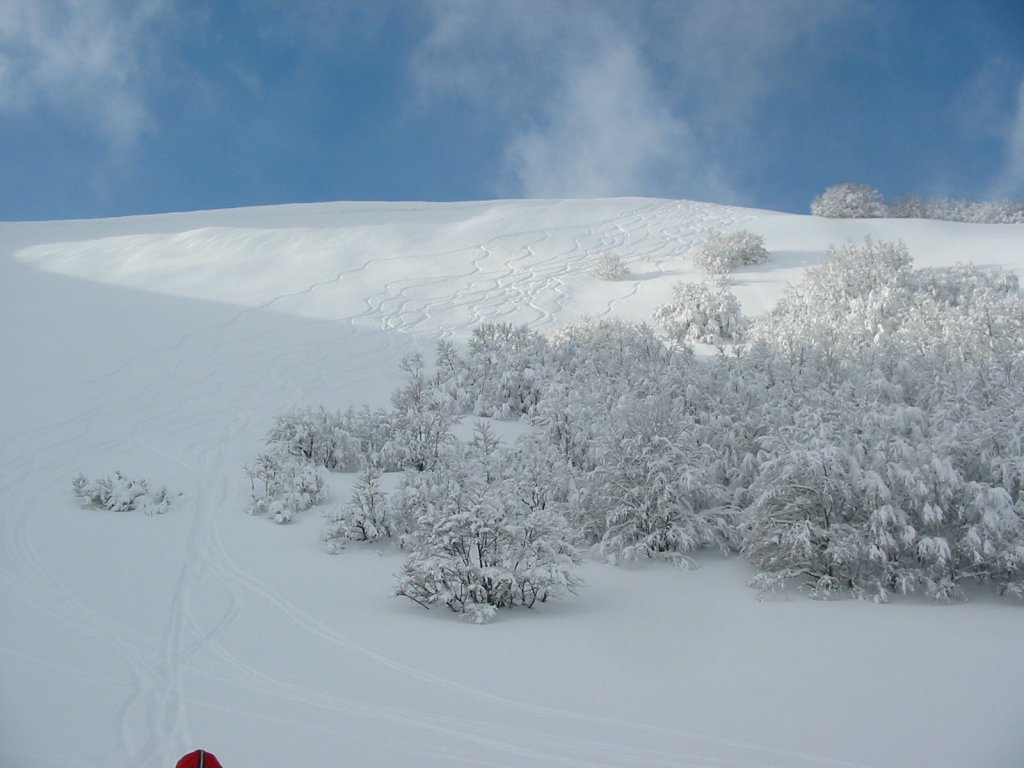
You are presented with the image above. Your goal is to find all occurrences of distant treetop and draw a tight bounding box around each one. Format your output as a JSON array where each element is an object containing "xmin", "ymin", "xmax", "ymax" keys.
[{"xmin": 811, "ymin": 183, "xmax": 1024, "ymax": 223}]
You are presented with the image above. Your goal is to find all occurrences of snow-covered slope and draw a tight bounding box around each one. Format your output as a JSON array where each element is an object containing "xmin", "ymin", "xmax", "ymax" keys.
[{"xmin": 2, "ymin": 198, "xmax": 1022, "ymax": 768}]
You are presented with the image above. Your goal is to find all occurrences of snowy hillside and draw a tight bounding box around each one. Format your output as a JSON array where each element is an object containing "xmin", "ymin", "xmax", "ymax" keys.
[{"xmin": 2, "ymin": 198, "xmax": 1023, "ymax": 768}]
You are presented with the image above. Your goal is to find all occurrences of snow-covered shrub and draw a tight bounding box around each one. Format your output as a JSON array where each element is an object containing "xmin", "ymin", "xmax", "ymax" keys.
[
  {"xmin": 244, "ymin": 450, "xmax": 327, "ymax": 523},
  {"xmin": 742, "ymin": 407, "xmax": 1024, "ymax": 602},
  {"xmin": 909, "ymin": 196, "xmax": 1024, "ymax": 224},
  {"xmin": 72, "ymin": 472, "xmax": 174, "ymax": 514},
  {"xmin": 913, "ymin": 262, "xmax": 1020, "ymax": 308},
  {"xmin": 394, "ymin": 431, "xmax": 582, "ymax": 622},
  {"xmin": 323, "ymin": 464, "xmax": 392, "ymax": 551},
  {"xmin": 693, "ymin": 230, "xmax": 768, "ymax": 274},
  {"xmin": 810, "ymin": 183, "xmax": 887, "ymax": 218},
  {"xmin": 531, "ymin": 377, "xmax": 605, "ymax": 474},
  {"xmin": 887, "ymin": 194, "xmax": 929, "ymax": 219},
  {"xmin": 252, "ymin": 235, "xmax": 1024, "ymax": 606},
  {"xmin": 346, "ymin": 405, "xmax": 405, "ymax": 471},
  {"xmin": 652, "ymin": 281, "xmax": 745, "ymax": 345},
  {"xmin": 386, "ymin": 353, "xmax": 456, "ymax": 471},
  {"xmin": 814, "ymin": 187, "xmax": 1023, "ymax": 223},
  {"xmin": 446, "ymin": 323, "xmax": 550, "ymax": 419},
  {"xmin": 589, "ymin": 395, "xmax": 737, "ymax": 566},
  {"xmin": 266, "ymin": 406, "xmax": 360, "ymax": 471},
  {"xmin": 739, "ymin": 241, "xmax": 1024, "ymax": 601},
  {"xmin": 265, "ymin": 404, "xmax": 426, "ymax": 474},
  {"xmin": 538, "ymin": 318, "xmax": 685, "ymax": 471},
  {"xmin": 594, "ymin": 252, "xmax": 630, "ymax": 280},
  {"xmin": 746, "ymin": 238, "xmax": 913, "ymax": 370},
  {"xmin": 547, "ymin": 317, "xmax": 681, "ymax": 395}
]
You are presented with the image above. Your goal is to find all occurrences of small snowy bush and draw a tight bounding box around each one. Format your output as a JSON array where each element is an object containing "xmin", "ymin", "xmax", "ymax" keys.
[
  {"xmin": 244, "ymin": 450, "xmax": 327, "ymax": 523},
  {"xmin": 594, "ymin": 252, "xmax": 630, "ymax": 280},
  {"xmin": 72, "ymin": 472, "xmax": 173, "ymax": 514},
  {"xmin": 693, "ymin": 230, "xmax": 768, "ymax": 274},
  {"xmin": 323, "ymin": 464, "xmax": 392, "ymax": 550},
  {"xmin": 652, "ymin": 281, "xmax": 745, "ymax": 345}
]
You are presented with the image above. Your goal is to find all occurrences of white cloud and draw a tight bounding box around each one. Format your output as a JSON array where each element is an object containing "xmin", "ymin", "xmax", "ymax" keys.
[
  {"xmin": 413, "ymin": 0, "xmax": 854, "ymax": 202},
  {"xmin": 412, "ymin": 2, "xmax": 723, "ymax": 199},
  {"xmin": 0, "ymin": 0, "xmax": 168, "ymax": 150},
  {"xmin": 503, "ymin": 42, "xmax": 719, "ymax": 199},
  {"xmin": 991, "ymin": 78, "xmax": 1024, "ymax": 200}
]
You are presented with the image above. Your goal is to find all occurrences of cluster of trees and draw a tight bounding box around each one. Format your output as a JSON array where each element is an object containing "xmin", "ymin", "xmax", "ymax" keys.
[
  {"xmin": 245, "ymin": 239, "xmax": 1023, "ymax": 618},
  {"xmin": 811, "ymin": 183, "xmax": 1024, "ymax": 224},
  {"xmin": 739, "ymin": 240, "xmax": 1024, "ymax": 599}
]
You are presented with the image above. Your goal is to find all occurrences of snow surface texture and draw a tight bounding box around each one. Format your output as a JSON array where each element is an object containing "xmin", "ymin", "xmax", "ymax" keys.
[{"xmin": 2, "ymin": 198, "xmax": 1023, "ymax": 767}]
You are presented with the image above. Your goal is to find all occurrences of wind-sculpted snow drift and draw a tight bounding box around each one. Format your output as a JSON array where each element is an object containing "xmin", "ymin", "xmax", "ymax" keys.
[{"xmin": 3, "ymin": 198, "xmax": 1024, "ymax": 768}]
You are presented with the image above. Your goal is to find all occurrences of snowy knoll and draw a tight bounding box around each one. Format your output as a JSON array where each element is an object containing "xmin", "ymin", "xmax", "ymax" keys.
[{"xmin": 2, "ymin": 198, "xmax": 1023, "ymax": 768}]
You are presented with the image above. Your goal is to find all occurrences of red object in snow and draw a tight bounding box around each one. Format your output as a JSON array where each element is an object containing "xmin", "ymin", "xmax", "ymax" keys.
[{"xmin": 176, "ymin": 749, "xmax": 223, "ymax": 768}]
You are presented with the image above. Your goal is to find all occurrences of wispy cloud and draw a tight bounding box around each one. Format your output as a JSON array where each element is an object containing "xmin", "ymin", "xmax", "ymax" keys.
[
  {"xmin": 413, "ymin": 0, "xmax": 855, "ymax": 202},
  {"xmin": 991, "ymin": 78, "xmax": 1024, "ymax": 199},
  {"xmin": 955, "ymin": 56, "xmax": 1024, "ymax": 201},
  {"xmin": 649, "ymin": 1, "xmax": 855, "ymax": 131},
  {"xmin": 0, "ymin": 0, "xmax": 168, "ymax": 150},
  {"xmin": 502, "ymin": 41, "xmax": 717, "ymax": 199}
]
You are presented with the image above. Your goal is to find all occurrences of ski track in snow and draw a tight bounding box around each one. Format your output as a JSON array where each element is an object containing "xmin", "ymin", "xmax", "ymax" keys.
[{"xmin": 8, "ymin": 198, "xmax": 988, "ymax": 768}]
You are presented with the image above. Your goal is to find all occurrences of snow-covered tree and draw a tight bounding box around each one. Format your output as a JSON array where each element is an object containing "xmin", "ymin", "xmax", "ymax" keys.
[
  {"xmin": 536, "ymin": 318, "xmax": 685, "ymax": 472},
  {"xmin": 738, "ymin": 243, "xmax": 1024, "ymax": 600},
  {"xmin": 244, "ymin": 449, "xmax": 326, "ymax": 523},
  {"xmin": 589, "ymin": 395, "xmax": 736, "ymax": 566},
  {"xmin": 450, "ymin": 323, "xmax": 549, "ymax": 419},
  {"xmin": 386, "ymin": 353, "xmax": 456, "ymax": 471},
  {"xmin": 810, "ymin": 183, "xmax": 887, "ymax": 218},
  {"xmin": 594, "ymin": 252, "xmax": 630, "ymax": 280},
  {"xmin": 266, "ymin": 407, "xmax": 359, "ymax": 471},
  {"xmin": 742, "ymin": 405, "xmax": 1024, "ymax": 602},
  {"xmin": 888, "ymin": 194, "xmax": 930, "ymax": 219},
  {"xmin": 693, "ymin": 230, "xmax": 768, "ymax": 274},
  {"xmin": 323, "ymin": 464, "xmax": 392, "ymax": 551},
  {"xmin": 547, "ymin": 317, "xmax": 682, "ymax": 395},
  {"xmin": 652, "ymin": 280, "xmax": 745, "ymax": 345},
  {"xmin": 394, "ymin": 435, "xmax": 581, "ymax": 622},
  {"xmin": 812, "ymin": 186, "xmax": 1023, "ymax": 223},
  {"xmin": 744, "ymin": 238, "xmax": 914, "ymax": 379},
  {"xmin": 262, "ymin": 233, "xmax": 1024, "ymax": 606}
]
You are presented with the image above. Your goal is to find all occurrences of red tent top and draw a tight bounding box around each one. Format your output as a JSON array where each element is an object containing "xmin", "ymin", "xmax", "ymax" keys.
[{"xmin": 176, "ymin": 749, "xmax": 223, "ymax": 768}]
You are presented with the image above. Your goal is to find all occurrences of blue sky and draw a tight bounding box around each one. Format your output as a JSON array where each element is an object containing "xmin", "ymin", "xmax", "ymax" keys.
[{"xmin": 2, "ymin": 0, "xmax": 1023, "ymax": 220}]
